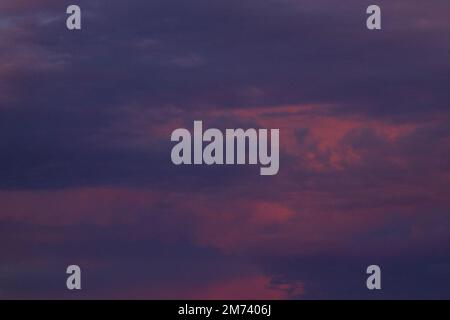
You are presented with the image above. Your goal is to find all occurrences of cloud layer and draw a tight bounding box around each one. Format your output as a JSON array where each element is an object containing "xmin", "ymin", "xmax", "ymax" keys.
[{"xmin": 0, "ymin": 0, "xmax": 449, "ymax": 299}]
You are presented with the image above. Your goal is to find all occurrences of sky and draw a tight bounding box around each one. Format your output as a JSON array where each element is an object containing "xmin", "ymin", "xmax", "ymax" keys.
[{"xmin": 0, "ymin": 0, "xmax": 449, "ymax": 299}]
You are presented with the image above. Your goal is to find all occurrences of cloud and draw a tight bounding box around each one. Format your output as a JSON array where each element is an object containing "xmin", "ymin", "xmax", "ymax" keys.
[{"xmin": 0, "ymin": 0, "xmax": 449, "ymax": 299}]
